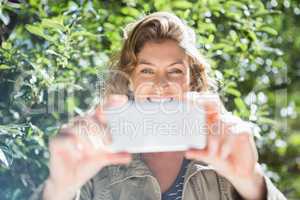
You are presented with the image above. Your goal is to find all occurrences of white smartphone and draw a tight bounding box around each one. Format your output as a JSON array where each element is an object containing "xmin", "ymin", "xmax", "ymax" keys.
[{"xmin": 104, "ymin": 100, "xmax": 207, "ymax": 153}]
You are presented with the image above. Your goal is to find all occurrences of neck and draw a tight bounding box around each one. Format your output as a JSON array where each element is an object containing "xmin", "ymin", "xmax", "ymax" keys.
[{"xmin": 141, "ymin": 151, "xmax": 185, "ymax": 193}]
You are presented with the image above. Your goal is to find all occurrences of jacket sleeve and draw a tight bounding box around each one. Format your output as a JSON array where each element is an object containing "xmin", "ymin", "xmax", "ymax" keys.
[
  {"xmin": 77, "ymin": 180, "xmax": 93, "ymax": 200},
  {"xmin": 264, "ymin": 175, "xmax": 287, "ymax": 200},
  {"xmin": 28, "ymin": 166, "xmax": 111, "ymax": 200},
  {"xmin": 218, "ymin": 170, "xmax": 287, "ymax": 200}
]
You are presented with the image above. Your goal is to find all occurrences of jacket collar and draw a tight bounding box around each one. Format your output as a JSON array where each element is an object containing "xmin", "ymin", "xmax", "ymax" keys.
[{"xmin": 108, "ymin": 153, "xmax": 214, "ymax": 185}]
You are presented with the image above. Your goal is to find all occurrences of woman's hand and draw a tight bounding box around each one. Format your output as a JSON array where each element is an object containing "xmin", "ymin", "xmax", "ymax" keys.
[
  {"xmin": 43, "ymin": 95, "xmax": 132, "ymax": 200},
  {"xmin": 184, "ymin": 92, "xmax": 267, "ymax": 200}
]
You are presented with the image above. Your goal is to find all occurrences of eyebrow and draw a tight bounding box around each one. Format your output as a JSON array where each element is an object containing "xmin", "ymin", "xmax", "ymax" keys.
[{"xmin": 137, "ymin": 59, "xmax": 184, "ymax": 67}]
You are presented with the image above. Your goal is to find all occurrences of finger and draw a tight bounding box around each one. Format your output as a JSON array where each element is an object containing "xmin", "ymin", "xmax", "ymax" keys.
[
  {"xmin": 219, "ymin": 132, "xmax": 235, "ymax": 160},
  {"xmin": 203, "ymin": 100, "xmax": 221, "ymax": 127},
  {"xmin": 52, "ymin": 131, "xmax": 132, "ymax": 170},
  {"xmin": 185, "ymin": 148, "xmax": 209, "ymax": 161},
  {"xmin": 182, "ymin": 92, "xmax": 223, "ymax": 163},
  {"xmin": 93, "ymin": 151, "xmax": 132, "ymax": 167},
  {"xmin": 204, "ymin": 116, "xmax": 239, "ymax": 161},
  {"xmin": 221, "ymin": 120, "xmax": 258, "ymax": 161},
  {"xmin": 215, "ymin": 114, "xmax": 240, "ymax": 159},
  {"xmin": 236, "ymin": 130, "xmax": 258, "ymax": 162},
  {"xmin": 100, "ymin": 94, "xmax": 129, "ymax": 147},
  {"xmin": 64, "ymin": 116, "xmax": 110, "ymax": 151},
  {"xmin": 85, "ymin": 115, "xmax": 112, "ymax": 149},
  {"xmin": 49, "ymin": 135, "xmax": 83, "ymax": 168},
  {"xmin": 92, "ymin": 106, "xmax": 112, "ymax": 145},
  {"xmin": 182, "ymin": 92, "xmax": 222, "ymax": 126},
  {"xmin": 228, "ymin": 121, "xmax": 253, "ymax": 136},
  {"xmin": 185, "ymin": 130, "xmax": 222, "ymax": 164},
  {"xmin": 220, "ymin": 113, "xmax": 243, "ymax": 125},
  {"xmin": 184, "ymin": 115, "xmax": 232, "ymax": 164}
]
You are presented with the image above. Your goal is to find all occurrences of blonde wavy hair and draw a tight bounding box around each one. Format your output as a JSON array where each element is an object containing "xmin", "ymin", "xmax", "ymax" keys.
[{"xmin": 103, "ymin": 11, "xmax": 216, "ymax": 100}]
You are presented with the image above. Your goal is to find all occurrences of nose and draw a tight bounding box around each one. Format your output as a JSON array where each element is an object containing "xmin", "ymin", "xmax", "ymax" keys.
[{"xmin": 153, "ymin": 73, "xmax": 169, "ymax": 93}]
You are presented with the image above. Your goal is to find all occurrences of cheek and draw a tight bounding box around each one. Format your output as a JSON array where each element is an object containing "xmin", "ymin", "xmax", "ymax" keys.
[
  {"xmin": 168, "ymin": 78, "xmax": 190, "ymax": 94},
  {"xmin": 168, "ymin": 71, "xmax": 190, "ymax": 91},
  {"xmin": 132, "ymin": 77, "xmax": 154, "ymax": 95},
  {"xmin": 167, "ymin": 78, "xmax": 187, "ymax": 90},
  {"xmin": 169, "ymin": 75, "xmax": 189, "ymax": 85}
]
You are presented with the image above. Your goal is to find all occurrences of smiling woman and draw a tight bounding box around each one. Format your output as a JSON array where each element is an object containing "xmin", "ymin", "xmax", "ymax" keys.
[
  {"xmin": 103, "ymin": 12, "xmax": 213, "ymax": 101},
  {"xmin": 29, "ymin": 11, "xmax": 287, "ymax": 200},
  {"xmin": 131, "ymin": 40, "xmax": 190, "ymax": 103}
]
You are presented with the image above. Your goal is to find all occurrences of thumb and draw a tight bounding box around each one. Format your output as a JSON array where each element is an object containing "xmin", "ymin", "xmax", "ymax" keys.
[{"xmin": 183, "ymin": 91, "xmax": 222, "ymax": 126}]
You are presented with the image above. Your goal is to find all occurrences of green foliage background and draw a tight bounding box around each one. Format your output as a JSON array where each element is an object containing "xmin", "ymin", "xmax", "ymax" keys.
[{"xmin": 0, "ymin": 0, "xmax": 299, "ymax": 199}]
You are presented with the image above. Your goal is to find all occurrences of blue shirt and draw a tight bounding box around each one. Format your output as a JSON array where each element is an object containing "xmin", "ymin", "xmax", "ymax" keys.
[{"xmin": 161, "ymin": 159, "xmax": 190, "ymax": 200}]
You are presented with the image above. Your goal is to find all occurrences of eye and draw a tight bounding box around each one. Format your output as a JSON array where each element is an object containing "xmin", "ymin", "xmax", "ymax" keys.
[
  {"xmin": 140, "ymin": 68, "xmax": 154, "ymax": 74},
  {"xmin": 168, "ymin": 68, "xmax": 183, "ymax": 74}
]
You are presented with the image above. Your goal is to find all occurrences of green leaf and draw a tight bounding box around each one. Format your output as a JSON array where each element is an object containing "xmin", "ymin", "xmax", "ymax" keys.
[
  {"xmin": 0, "ymin": 10, "xmax": 10, "ymax": 25},
  {"xmin": 70, "ymin": 31, "xmax": 98, "ymax": 39},
  {"xmin": 224, "ymin": 69, "xmax": 238, "ymax": 77},
  {"xmin": 25, "ymin": 24, "xmax": 55, "ymax": 42},
  {"xmin": 211, "ymin": 43, "xmax": 227, "ymax": 50},
  {"xmin": 0, "ymin": 148, "xmax": 9, "ymax": 168},
  {"xmin": 253, "ymin": 10, "xmax": 281, "ymax": 18},
  {"xmin": 1, "ymin": 41, "xmax": 12, "ymax": 50},
  {"xmin": 172, "ymin": 1, "xmax": 193, "ymax": 9},
  {"xmin": 247, "ymin": 30, "xmax": 257, "ymax": 41},
  {"xmin": 257, "ymin": 26, "xmax": 278, "ymax": 36},
  {"xmin": 41, "ymin": 18, "xmax": 66, "ymax": 32},
  {"xmin": 288, "ymin": 133, "xmax": 300, "ymax": 146},
  {"xmin": 224, "ymin": 1, "xmax": 245, "ymax": 10},
  {"xmin": 234, "ymin": 97, "xmax": 249, "ymax": 115},
  {"xmin": 225, "ymin": 87, "xmax": 241, "ymax": 97},
  {"xmin": 25, "ymin": 25, "xmax": 44, "ymax": 36},
  {"xmin": 0, "ymin": 64, "xmax": 11, "ymax": 70},
  {"xmin": 6, "ymin": 1, "xmax": 22, "ymax": 9},
  {"xmin": 45, "ymin": 49, "xmax": 63, "ymax": 57},
  {"xmin": 120, "ymin": 7, "xmax": 140, "ymax": 17},
  {"xmin": 258, "ymin": 117, "xmax": 276, "ymax": 125},
  {"xmin": 154, "ymin": 1, "xmax": 172, "ymax": 11}
]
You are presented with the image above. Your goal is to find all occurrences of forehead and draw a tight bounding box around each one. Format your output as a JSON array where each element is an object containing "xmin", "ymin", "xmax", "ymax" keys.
[{"xmin": 137, "ymin": 40, "xmax": 187, "ymax": 62}]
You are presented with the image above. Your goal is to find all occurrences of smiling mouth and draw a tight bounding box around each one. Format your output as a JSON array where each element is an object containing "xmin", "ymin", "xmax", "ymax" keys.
[{"xmin": 147, "ymin": 97, "xmax": 174, "ymax": 103}]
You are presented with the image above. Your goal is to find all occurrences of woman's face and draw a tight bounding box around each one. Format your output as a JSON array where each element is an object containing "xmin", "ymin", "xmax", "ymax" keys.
[{"xmin": 131, "ymin": 39, "xmax": 190, "ymax": 102}]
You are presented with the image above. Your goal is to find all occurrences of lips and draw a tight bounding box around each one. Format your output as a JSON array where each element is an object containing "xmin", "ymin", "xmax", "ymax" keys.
[{"xmin": 146, "ymin": 97, "xmax": 174, "ymax": 103}]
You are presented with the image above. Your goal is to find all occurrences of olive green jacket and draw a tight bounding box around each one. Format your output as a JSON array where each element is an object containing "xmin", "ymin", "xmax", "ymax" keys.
[{"xmin": 29, "ymin": 154, "xmax": 286, "ymax": 200}]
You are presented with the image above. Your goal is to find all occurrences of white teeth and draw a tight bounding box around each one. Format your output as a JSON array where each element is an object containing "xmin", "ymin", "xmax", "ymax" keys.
[{"xmin": 147, "ymin": 97, "xmax": 173, "ymax": 102}]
